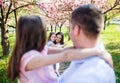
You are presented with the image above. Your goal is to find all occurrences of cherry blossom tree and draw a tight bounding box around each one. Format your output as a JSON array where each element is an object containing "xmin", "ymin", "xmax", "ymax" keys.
[
  {"xmin": 38, "ymin": 0, "xmax": 107, "ymax": 32},
  {"xmin": 0, "ymin": 0, "xmax": 37, "ymax": 56},
  {"xmin": 0, "ymin": 0, "xmax": 3, "ymax": 5},
  {"xmin": 103, "ymin": 0, "xmax": 120, "ymax": 27},
  {"xmin": 38, "ymin": 0, "xmax": 120, "ymax": 31}
]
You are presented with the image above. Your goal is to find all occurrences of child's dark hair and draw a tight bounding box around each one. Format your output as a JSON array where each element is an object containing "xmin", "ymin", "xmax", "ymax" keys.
[
  {"xmin": 48, "ymin": 32, "xmax": 56, "ymax": 41},
  {"xmin": 7, "ymin": 15, "xmax": 46, "ymax": 82},
  {"xmin": 54, "ymin": 32, "xmax": 64, "ymax": 44},
  {"xmin": 71, "ymin": 4, "xmax": 104, "ymax": 39}
]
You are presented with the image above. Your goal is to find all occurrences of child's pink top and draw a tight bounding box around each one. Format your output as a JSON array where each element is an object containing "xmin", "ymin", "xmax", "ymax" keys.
[{"xmin": 18, "ymin": 46, "xmax": 58, "ymax": 83}]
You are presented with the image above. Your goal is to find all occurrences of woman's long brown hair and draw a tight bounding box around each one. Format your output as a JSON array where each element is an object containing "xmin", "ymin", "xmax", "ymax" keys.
[{"xmin": 7, "ymin": 15, "xmax": 46, "ymax": 82}]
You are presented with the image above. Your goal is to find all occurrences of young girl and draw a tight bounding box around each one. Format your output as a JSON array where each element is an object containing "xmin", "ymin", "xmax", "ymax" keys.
[
  {"xmin": 47, "ymin": 32, "xmax": 64, "ymax": 48},
  {"xmin": 47, "ymin": 32, "xmax": 61, "ymax": 76},
  {"xmin": 7, "ymin": 15, "xmax": 112, "ymax": 83},
  {"xmin": 54, "ymin": 32, "xmax": 65, "ymax": 48},
  {"xmin": 47, "ymin": 32, "xmax": 56, "ymax": 46}
]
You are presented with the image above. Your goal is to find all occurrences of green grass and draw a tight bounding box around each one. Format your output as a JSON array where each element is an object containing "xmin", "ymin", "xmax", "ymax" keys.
[
  {"xmin": 101, "ymin": 25, "xmax": 120, "ymax": 83},
  {"xmin": 0, "ymin": 24, "xmax": 120, "ymax": 82}
]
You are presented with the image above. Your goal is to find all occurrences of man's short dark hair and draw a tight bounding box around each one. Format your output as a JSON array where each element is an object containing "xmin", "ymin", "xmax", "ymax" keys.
[{"xmin": 71, "ymin": 4, "xmax": 104, "ymax": 39}]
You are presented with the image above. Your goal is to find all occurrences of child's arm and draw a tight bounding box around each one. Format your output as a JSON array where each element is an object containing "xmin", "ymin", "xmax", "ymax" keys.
[{"xmin": 25, "ymin": 48, "xmax": 112, "ymax": 71}]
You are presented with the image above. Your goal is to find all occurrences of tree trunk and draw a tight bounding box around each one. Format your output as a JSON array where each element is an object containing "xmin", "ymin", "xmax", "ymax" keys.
[
  {"xmin": 50, "ymin": 25, "xmax": 53, "ymax": 32},
  {"xmin": 104, "ymin": 15, "xmax": 107, "ymax": 30},
  {"xmin": 60, "ymin": 27, "xmax": 61, "ymax": 32},
  {"xmin": 14, "ymin": 10, "xmax": 17, "ymax": 28},
  {"xmin": 68, "ymin": 35, "xmax": 70, "ymax": 41},
  {"xmin": 0, "ymin": 5, "xmax": 10, "ymax": 56},
  {"xmin": 1, "ymin": 24, "xmax": 10, "ymax": 56},
  {"xmin": 13, "ymin": 1, "xmax": 17, "ymax": 28},
  {"xmin": 59, "ymin": 23, "xmax": 63, "ymax": 32},
  {"xmin": 55, "ymin": 25, "xmax": 57, "ymax": 32}
]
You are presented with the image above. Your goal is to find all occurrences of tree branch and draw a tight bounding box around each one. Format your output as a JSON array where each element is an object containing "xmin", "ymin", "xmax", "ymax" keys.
[
  {"xmin": 103, "ymin": 6, "xmax": 118, "ymax": 14},
  {"xmin": 7, "ymin": 24, "xmax": 15, "ymax": 28},
  {"xmin": 113, "ymin": 8, "xmax": 120, "ymax": 10},
  {"xmin": 0, "ymin": 6, "xmax": 4, "ymax": 27},
  {"xmin": 103, "ymin": 6, "xmax": 115, "ymax": 14},
  {"xmin": 103, "ymin": 0, "xmax": 120, "ymax": 14},
  {"xmin": 9, "ymin": 3, "xmax": 36, "ymax": 15},
  {"xmin": 5, "ymin": 2, "xmax": 12, "ymax": 24}
]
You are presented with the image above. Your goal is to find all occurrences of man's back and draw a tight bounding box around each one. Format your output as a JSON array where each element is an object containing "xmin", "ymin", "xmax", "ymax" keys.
[{"xmin": 59, "ymin": 56, "xmax": 116, "ymax": 83}]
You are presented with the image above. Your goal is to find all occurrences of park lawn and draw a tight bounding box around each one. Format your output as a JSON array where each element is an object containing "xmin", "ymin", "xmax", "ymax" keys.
[
  {"xmin": 0, "ymin": 24, "xmax": 120, "ymax": 82},
  {"xmin": 101, "ymin": 24, "xmax": 120, "ymax": 83}
]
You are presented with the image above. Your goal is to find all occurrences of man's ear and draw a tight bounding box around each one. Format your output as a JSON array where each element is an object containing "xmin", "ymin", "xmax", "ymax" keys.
[{"xmin": 74, "ymin": 25, "xmax": 80, "ymax": 36}]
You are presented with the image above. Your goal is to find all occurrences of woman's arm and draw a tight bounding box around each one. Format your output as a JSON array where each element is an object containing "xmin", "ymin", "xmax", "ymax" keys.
[
  {"xmin": 65, "ymin": 48, "xmax": 113, "ymax": 67},
  {"xmin": 48, "ymin": 46, "xmax": 73, "ymax": 54},
  {"xmin": 25, "ymin": 51, "xmax": 64, "ymax": 71},
  {"xmin": 47, "ymin": 46, "xmax": 63, "ymax": 54},
  {"xmin": 25, "ymin": 48, "xmax": 112, "ymax": 71}
]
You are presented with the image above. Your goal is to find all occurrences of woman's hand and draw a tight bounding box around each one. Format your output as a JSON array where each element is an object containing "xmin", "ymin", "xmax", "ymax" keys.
[{"xmin": 97, "ymin": 50, "xmax": 113, "ymax": 68}]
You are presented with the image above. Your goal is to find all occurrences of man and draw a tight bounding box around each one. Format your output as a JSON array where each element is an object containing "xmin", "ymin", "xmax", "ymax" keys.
[{"xmin": 59, "ymin": 4, "xmax": 116, "ymax": 83}]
